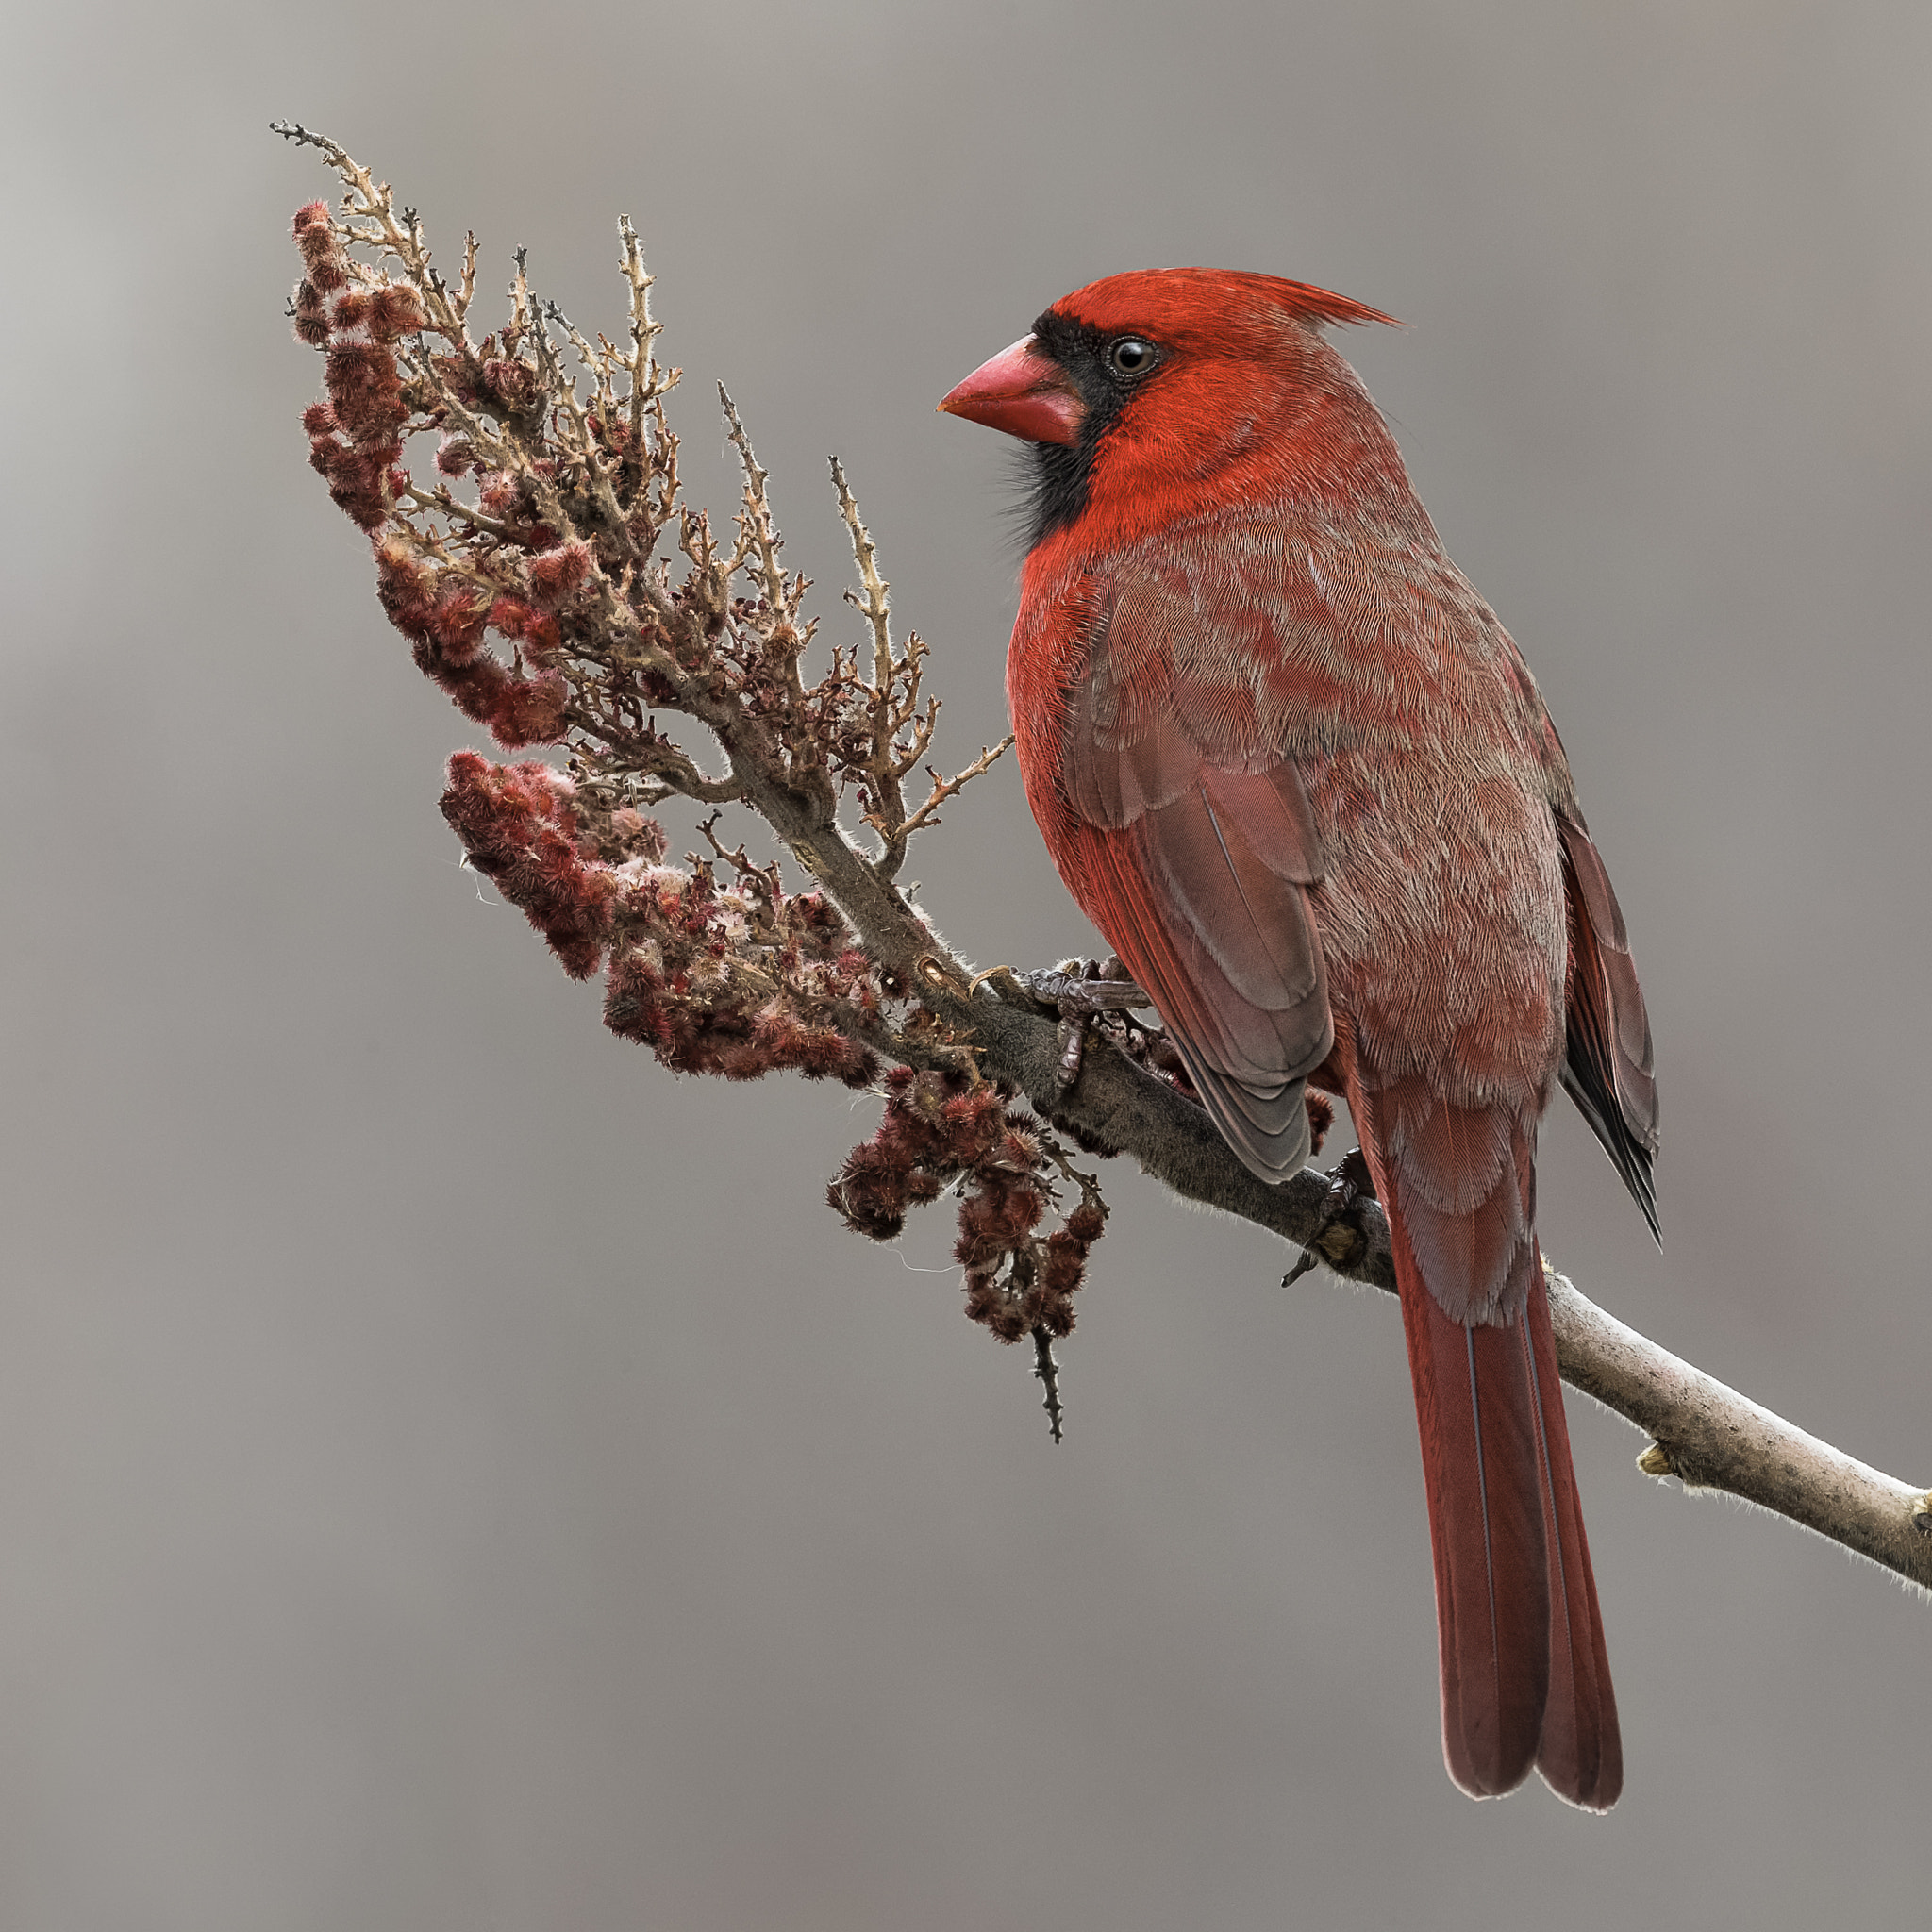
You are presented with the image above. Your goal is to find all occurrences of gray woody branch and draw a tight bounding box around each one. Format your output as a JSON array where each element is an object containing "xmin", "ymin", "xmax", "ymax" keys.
[{"xmin": 766, "ymin": 793, "xmax": 1932, "ymax": 1597}]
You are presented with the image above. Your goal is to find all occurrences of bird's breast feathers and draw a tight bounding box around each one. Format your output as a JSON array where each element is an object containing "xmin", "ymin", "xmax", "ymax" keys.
[{"xmin": 1009, "ymin": 509, "xmax": 1570, "ymax": 1089}]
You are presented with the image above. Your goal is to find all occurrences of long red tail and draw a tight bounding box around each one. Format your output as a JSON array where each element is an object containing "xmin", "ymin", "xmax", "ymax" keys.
[
  {"xmin": 1360, "ymin": 1091, "xmax": 1623, "ymax": 1809},
  {"xmin": 1521, "ymin": 1267, "xmax": 1622, "ymax": 1808},
  {"xmin": 1397, "ymin": 1273, "xmax": 1549, "ymax": 1794}
]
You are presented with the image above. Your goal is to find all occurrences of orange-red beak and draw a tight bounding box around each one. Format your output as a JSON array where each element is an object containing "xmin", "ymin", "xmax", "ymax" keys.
[{"xmin": 937, "ymin": 335, "xmax": 1085, "ymax": 446}]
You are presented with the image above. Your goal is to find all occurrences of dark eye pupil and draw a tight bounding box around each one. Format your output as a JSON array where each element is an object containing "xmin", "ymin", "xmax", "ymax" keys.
[{"xmin": 1109, "ymin": 338, "xmax": 1153, "ymax": 375}]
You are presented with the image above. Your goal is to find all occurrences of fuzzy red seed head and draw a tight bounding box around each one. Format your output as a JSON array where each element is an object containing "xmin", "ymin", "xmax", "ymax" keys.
[
  {"xmin": 439, "ymin": 753, "xmax": 615, "ymax": 980},
  {"xmin": 1039, "ymin": 1238, "xmax": 1086, "ymax": 1296},
  {"xmin": 995, "ymin": 1182, "xmax": 1045, "ymax": 1241},
  {"xmin": 602, "ymin": 949, "xmax": 672, "ymax": 1048},
  {"xmin": 328, "ymin": 483, "xmax": 383, "ymax": 531},
  {"xmin": 836, "ymin": 1041, "xmax": 882, "ymax": 1088},
  {"xmin": 436, "ymin": 436, "xmax": 478, "ymax": 478},
  {"xmin": 291, "ymin": 203, "xmax": 336, "ymax": 262},
  {"xmin": 481, "ymin": 358, "xmax": 536, "ymax": 414},
  {"xmin": 827, "ymin": 1177, "xmax": 905, "ymax": 1241},
  {"xmin": 1033, "ymin": 1294, "xmax": 1078, "ymax": 1340},
  {"xmin": 939, "ymin": 1091, "xmax": 1006, "ymax": 1164},
  {"xmin": 606, "ymin": 809, "xmax": 668, "ymax": 864},
  {"xmin": 375, "ymin": 536, "xmax": 431, "ymax": 592},
  {"xmin": 427, "ymin": 589, "xmax": 488, "ymax": 662},
  {"xmin": 525, "ymin": 541, "xmax": 591, "ymax": 612},
  {"xmin": 368, "ymin": 286, "xmax": 427, "ymax": 341},
  {"xmin": 962, "ymin": 1282, "xmax": 1029, "ymax": 1344},
  {"xmin": 486, "ymin": 670, "xmax": 567, "ymax": 748},
  {"xmin": 791, "ymin": 1027, "xmax": 877, "ymax": 1086},
  {"xmin": 487, "ymin": 595, "xmax": 534, "ymax": 640},
  {"xmin": 491, "ymin": 598, "xmax": 561, "ymax": 661},
  {"xmin": 707, "ymin": 1037, "xmax": 765, "ymax": 1081},
  {"xmin": 325, "ymin": 341, "xmax": 406, "ymax": 441},
  {"xmin": 954, "ymin": 1180, "xmax": 1041, "ymax": 1267},
  {"xmin": 414, "ymin": 638, "xmax": 503, "ymax": 709},
  {"xmin": 324, "ymin": 441, "xmax": 398, "ymax": 531},
  {"xmin": 291, "ymin": 278, "xmax": 334, "ymax": 345},
  {"xmin": 375, "ymin": 542, "xmax": 439, "ymax": 639}
]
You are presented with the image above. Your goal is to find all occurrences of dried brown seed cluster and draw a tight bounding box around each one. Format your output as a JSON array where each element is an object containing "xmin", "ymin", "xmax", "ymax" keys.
[
  {"xmin": 440, "ymin": 753, "xmax": 622, "ymax": 978},
  {"xmin": 441, "ymin": 750, "xmax": 885, "ymax": 1082},
  {"xmin": 828, "ymin": 1070, "xmax": 1107, "ymax": 1345},
  {"xmin": 277, "ymin": 125, "xmax": 1108, "ymax": 1414}
]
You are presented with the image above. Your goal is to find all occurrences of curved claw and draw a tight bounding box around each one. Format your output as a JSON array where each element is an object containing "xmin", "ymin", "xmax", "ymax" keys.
[
  {"xmin": 1283, "ymin": 1147, "xmax": 1376, "ymax": 1286},
  {"xmin": 968, "ymin": 959, "xmax": 1153, "ymax": 1089},
  {"xmin": 1054, "ymin": 1011, "xmax": 1088, "ymax": 1087},
  {"xmin": 1013, "ymin": 960, "xmax": 1150, "ymax": 1014},
  {"xmin": 1027, "ymin": 959, "xmax": 1153, "ymax": 1088}
]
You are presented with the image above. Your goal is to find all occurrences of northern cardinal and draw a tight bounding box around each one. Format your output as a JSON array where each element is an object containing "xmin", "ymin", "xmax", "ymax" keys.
[{"xmin": 940, "ymin": 271, "xmax": 1657, "ymax": 1810}]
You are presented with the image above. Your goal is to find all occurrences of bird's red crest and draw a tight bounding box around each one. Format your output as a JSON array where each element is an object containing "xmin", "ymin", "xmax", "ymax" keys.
[{"xmin": 1049, "ymin": 268, "xmax": 1399, "ymax": 351}]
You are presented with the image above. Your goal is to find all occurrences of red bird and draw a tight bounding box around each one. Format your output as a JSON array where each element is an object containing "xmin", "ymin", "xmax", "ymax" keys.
[{"xmin": 940, "ymin": 271, "xmax": 1657, "ymax": 1810}]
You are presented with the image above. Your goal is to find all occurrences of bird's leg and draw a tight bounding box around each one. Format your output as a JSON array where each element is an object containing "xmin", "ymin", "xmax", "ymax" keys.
[
  {"xmin": 1044, "ymin": 958, "xmax": 1149, "ymax": 1088},
  {"xmin": 977, "ymin": 957, "xmax": 1152, "ymax": 1088},
  {"xmin": 1283, "ymin": 1146, "xmax": 1376, "ymax": 1285}
]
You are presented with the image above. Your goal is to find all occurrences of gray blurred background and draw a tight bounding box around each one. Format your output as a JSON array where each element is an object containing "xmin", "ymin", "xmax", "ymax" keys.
[{"xmin": 3, "ymin": 2, "xmax": 1927, "ymax": 1925}]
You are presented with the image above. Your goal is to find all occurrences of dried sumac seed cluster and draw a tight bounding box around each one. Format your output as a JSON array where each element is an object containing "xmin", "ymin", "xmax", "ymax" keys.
[
  {"xmin": 281, "ymin": 136, "xmax": 1109, "ymax": 1419},
  {"xmin": 829, "ymin": 1070, "xmax": 1107, "ymax": 1342}
]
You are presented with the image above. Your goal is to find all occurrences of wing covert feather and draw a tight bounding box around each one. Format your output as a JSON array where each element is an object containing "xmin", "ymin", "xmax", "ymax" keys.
[
  {"xmin": 1556, "ymin": 814, "xmax": 1658, "ymax": 1240},
  {"xmin": 1058, "ymin": 568, "xmax": 1334, "ymax": 1185}
]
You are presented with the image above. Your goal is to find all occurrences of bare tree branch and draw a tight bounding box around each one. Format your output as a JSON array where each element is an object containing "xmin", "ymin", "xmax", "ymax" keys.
[
  {"xmin": 1551, "ymin": 1274, "xmax": 1932, "ymax": 1591},
  {"xmin": 728, "ymin": 780, "xmax": 1932, "ymax": 1593}
]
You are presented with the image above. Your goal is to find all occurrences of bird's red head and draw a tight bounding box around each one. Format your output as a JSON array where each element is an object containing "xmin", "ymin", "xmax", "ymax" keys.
[{"xmin": 940, "ymin": 269, "xmax": 1403, "ymax": 555}]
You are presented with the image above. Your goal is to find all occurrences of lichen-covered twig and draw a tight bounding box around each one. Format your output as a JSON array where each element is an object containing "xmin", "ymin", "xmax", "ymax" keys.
[{"xmin": 275, "ymin": 125, "xmax": 1932, "ymax": 1561}]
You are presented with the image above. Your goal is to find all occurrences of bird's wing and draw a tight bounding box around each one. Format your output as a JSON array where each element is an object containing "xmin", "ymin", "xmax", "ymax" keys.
[
  {"xmin": 1555, "ymin": 809, "xmax": 1659, "ymax": 1240},
  {"xmin": 1058, "ymin": 570, "xmax": 1334, "ymax": 1182},
  {"xmin": 1496, "ymin": 638, "xmax": 1659, "ymax": 1240}
]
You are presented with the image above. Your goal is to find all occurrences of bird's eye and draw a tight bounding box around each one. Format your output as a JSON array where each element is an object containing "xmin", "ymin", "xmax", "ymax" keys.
[{"xmin": 1107, "ymin": 337, "xmax": 1157, "ymax": 378}]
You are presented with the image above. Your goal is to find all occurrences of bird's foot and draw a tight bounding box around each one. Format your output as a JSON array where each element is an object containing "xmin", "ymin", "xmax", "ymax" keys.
[
  {"xmin": 977, "ymin": 957, "xmax": 1151, "ymax": 1088},
  {"xmin": 1284, "ymin": 1146, "xmax": 1376, "ymax": 1286}
]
